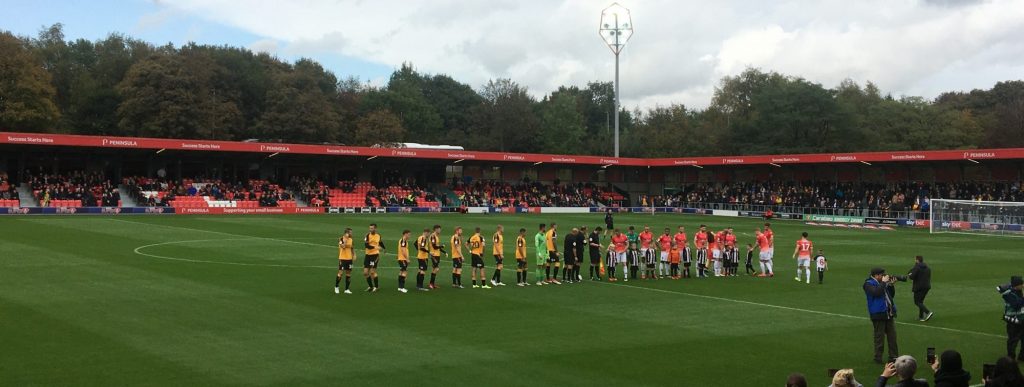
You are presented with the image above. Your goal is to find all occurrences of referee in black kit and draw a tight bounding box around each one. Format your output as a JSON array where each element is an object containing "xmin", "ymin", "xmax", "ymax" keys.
[{"xmin": 604, "ymin": 209, "xmax": 614, "ymax": 236}]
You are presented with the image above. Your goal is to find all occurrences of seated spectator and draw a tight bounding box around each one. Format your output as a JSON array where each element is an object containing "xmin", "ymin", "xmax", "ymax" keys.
[
  {"xmin": 986, "ymin": 356, "xmax": 1024, "ymax": 386},
  {"xmin": 877, "ymin": 355, "xmax": 929, "ymax": 387},
  {"xmin": 786, "ymin": 373, "xmax": 808, "ymax": 387},
  {"xmin": 931, "ymin": 350, "xmax": 970, "ymax": 387},
  {"xmin": 831, "ymin": 369, "xmax": 864, "ymax": 387}
]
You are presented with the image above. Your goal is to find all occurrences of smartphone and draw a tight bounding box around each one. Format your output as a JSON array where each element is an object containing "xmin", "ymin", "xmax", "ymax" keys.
[
  {"xmin": 827, "ymin": 368, "xmax": 840, "ymax": 378},
  {"xmin": 983, "ymin": 364, "xmax": 995, "ymax": 380},
  {"xmin": 926, "ymin": 347, "xmax": 936, "ymax": 364}
]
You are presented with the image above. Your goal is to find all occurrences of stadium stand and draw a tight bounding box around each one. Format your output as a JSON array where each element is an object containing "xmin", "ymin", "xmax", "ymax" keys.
[
  {"xmin": 26, "ymin": 171, "xmax": 120, "ymax": 207},
  {"xmin": 123, "ymin": 177, "xmax": 295, "ymax": 208},
  {"xmin": 291, "ymin": 177, "xmax": 441, "ymax": 208},
  {"xmin": 451, "ymin": 180, "xmax": 603, "ymax": 207},
  {"xmin": 0, "ymin": 172, "xmax": 20, "ymax": 207},
  {"xmin": 648, "ymin": 181, "xmax": 1024, "ymax": 216}
]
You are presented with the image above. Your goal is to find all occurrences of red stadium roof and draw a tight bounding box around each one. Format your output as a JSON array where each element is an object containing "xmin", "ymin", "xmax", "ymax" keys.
[{"xmin": 3, "ymin": 131, "xmax": 1022, "ymax": 167}]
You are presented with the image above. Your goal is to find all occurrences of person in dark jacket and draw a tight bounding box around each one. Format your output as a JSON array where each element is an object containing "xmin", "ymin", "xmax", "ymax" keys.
[
  {"xmin": 866, "ymin": 267, "xmax": 900, "ymax": 364},
  {"xmin": 998, "ymin": 276, "xmax": 1024, "ymax": 360},
  {"xmin": 876, "ymin": 355, "xmax": 929, "ymax": 387},
  {"xmin": 905, "ymin": 255, "xmax": 933, "ymax": 321},
  {"xmin": 930, "ymin": 349, "xmax": 970, "ymax": 387},
  {"xmin": 986, "ymin": 356, "xmax": 1024, "ymax": 386}
]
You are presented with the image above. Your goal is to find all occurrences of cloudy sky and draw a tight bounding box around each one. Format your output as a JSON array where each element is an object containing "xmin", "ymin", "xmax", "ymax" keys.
[{"xmin": 3, "ymin": 0, "xmax": 1024, "ymax": 109}]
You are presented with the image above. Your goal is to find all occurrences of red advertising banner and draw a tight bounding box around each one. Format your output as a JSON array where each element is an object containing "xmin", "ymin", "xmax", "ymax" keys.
[
  {"xmin": 175, "ymin": 207, "xmax": 325, "ymax": 215},
  {"xmin": 3, "ymin": 132, "xmax": 1023, "ymax": 167}
]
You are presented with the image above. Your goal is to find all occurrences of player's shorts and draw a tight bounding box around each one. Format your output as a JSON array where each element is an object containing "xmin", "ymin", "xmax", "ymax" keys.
[
  {"xmin": 640, "ymin": 248, "xmax": 652, "ymax": 259},
  {"xmin": 536, "ymin": 252, "xmax": 546, "ymax": 265},
  {"xmin": 452, "ymin": 258, "xmax": 464, "ymax": 269},
  {"xmin": 696, "ymin": 249, "xmax": 708, "ymax": 265},
  {"xmin": 646, "ymin": 263, "xmax": 655, "ymax": 269},
  {"xmin": 730, "ymin": 252, "xmax": 740, "ymax": 264},
  {"xmin": 759, "ymin": 251, "xmax": 770, "ymax": 261},
  {"xmin": 564, "ymin": 254, "xmax": 576, "ymax": 266},
  {"xmin": 766, "ymin": 248, "xmax": 774, "ymax": 258},
  {"xmin": 398, "ymin": 260, "xmax": 408, "ymax": 271},
  {"xmin": 493, "ymin": 255, "xmax": 503, "ymax": 265},
  {"xmin": 711, "ymin": 249, "xmax": 721, "ymax": 260},
  {"xmin": 417, "ymin": 259, "xmax": 428, "ymax": 271},
  {"xmin": 660, "ymin": 251, "xmax": 669, "ymax": 262},
  {"xmin": 430, "ymin": 256, "xmax": 441, "ymax": 269},
  {"xmin": 363, "ymin": 254, "xmax": 380, "ymax": 268},
  {"xmin": 516, "ymin": 259, "xmax": 527, "ymax": 269},
  {"xmin": 615, "ymin": 251, "xmax": 627, "ymax": 264},
  {"xmin": 548, "ymin": 251, "xmax": 559, "ymax": 264},
  {"xmin": 606, "ymin": 221, "xmax": 614, "ymax": 230},
  {"xmin": 339, "ymin": 260, "xmax": 353, "ymax": 271},
  {"xmin": 471, "ymin": 254, "xmax": 485, "ymax": 268},
  {"xmin": 590, "ymin": 252, "xmax": 601, "ymax": 264},
  {"xmin": 682, "ymin": 248, "xmax": 692, "ymax": 264},
  {"xmin": 798, "ymin": 258, "xmax": 811, "ymax": 267}
]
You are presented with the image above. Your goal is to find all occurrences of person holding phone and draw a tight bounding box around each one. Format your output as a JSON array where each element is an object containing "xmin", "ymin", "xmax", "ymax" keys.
[
  {"xmin": 865, "ymin": 267, "xmax": 900, "ymax": 364},
  {"xmin": 930, "ymin": 349, "xmax": 970, "ymax": 387},
  {"xmin": 876, "ymin": 355, "xmax": 928, "ymax": 386}
]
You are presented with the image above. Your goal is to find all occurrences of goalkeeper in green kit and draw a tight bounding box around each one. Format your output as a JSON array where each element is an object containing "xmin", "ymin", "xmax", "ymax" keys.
[{"xmin": 534, "ymin": 223, "xmax": 548, "ymax": 285}]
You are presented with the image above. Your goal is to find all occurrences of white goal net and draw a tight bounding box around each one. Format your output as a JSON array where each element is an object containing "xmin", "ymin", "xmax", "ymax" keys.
[{"xmin": 929, "ymin": 199, "xmax": 1024, "ymax": 236}]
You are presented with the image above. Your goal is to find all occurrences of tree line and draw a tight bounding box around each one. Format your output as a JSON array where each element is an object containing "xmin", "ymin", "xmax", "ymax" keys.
[{"xmin": 1, "ymin": 24, "xmax": 1022, "ymax": 157}]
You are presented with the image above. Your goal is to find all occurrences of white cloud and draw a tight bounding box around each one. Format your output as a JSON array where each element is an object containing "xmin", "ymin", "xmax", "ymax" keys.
[{"xmin": 155, "ymin": 0, "xmax": 1024, "ymax": 109}]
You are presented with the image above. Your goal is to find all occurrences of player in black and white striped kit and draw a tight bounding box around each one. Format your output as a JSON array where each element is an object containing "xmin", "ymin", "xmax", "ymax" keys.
[
  {"xmin": 726, "ymin": 246, "xmax": 740, "ymax": 276},
  {"xmin": 643, "ymin": 245, "xmax": 657, "ymax": 279},
  {"xmin": 695, "ymin": 246, "xmax": 708, "ymax": 278}
]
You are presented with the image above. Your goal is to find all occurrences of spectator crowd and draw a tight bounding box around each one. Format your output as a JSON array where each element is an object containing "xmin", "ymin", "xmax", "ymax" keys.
[
  {"xmin": 451, "ymin": 179, "xmax": 603, "ymax": 207},
  {"xmin": 644, "ymin": 181, "xmax": 1023, "ymax": 216},
  {"xmin": 27, "ymin": 170, "xmax": 120, "ymax": 207}
]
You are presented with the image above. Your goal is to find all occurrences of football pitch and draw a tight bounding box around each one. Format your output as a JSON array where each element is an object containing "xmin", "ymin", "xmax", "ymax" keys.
[{"xmin": 0, "ymin": 213, "xmax": 1014, "ymax": 386}]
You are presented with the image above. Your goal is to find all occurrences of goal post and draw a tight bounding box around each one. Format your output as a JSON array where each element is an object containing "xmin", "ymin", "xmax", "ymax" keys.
[{"xmin": 929, "ymin": 199, "xmax": 1024, "ymax": 237}]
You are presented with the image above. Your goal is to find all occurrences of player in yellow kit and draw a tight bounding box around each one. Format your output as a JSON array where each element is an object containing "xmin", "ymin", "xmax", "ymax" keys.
[
  {"xmin": 490, "ymin": 225, "xmax": 507, "ymax": 287},
  {"xmin": 545, "ymin": 223, "xmax": 562, "ymax": 284},
  {"xmin": 415, "ymin": 228, "xmax": 431, "ymax": 291},
  {"xmin": 362, "ymin": 223, "xmax": 385, "ymax": 292},
  {"xmin": 428, "ymin": 225, "xmax": 446, "ymax": 290},
  {"xmin": 334, "ymin": 228, "xmax": 354, "ymax": 294},
  {"xmin": 450, "ymin": 227, "xmax": 466, "ymax": 288},
  {"xmin": 514, "ymin": 228, "xmax": 530, "ymax": 286},
  {"xmin": 396, "ymin": 229, "xmax": 411, "ymax": 293},
  {"xmin": 469, "ymin": 227, "xmax": 490, "ymax": 289}
]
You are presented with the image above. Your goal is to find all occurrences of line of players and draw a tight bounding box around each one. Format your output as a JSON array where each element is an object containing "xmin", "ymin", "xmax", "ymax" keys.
[{"xmin": 334, "ymin": 221, "xmax": 825, "ymax": 294}]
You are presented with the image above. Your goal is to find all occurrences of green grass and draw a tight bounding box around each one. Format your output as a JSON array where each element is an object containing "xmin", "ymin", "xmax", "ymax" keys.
[{"xmin": 0, "ymin": 213, "xmax": 1014, "ymax": 386}]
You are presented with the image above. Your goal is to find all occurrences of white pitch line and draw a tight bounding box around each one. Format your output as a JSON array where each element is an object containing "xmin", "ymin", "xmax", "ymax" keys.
[{"xmin": 591, "ymin": 280, "xmax": 1003, "ymax": 339}]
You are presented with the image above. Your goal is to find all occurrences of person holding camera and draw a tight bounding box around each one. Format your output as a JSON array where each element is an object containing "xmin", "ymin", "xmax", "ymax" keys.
[
  {"xmin": 998, "ymin": 276, "xmax": 1024, "ymax": 361},
  {"xmin": 865, "ymin": 267, "xmax": 900, "ymax": 364}
]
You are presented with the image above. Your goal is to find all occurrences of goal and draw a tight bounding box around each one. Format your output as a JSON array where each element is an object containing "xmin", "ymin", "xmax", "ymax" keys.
[{"xmin": 929, "ymin": 199, "xmax": 1024, "ymax": 236}]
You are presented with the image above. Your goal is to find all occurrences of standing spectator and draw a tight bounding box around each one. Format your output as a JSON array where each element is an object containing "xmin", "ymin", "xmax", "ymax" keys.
[
  {"xmin": 930, "ymin": 349, "xmax": 970, "ymax": 387},
  {"xmin": 985, "ymin": 356, "xmax": 1024, "ymax": 387},
  {"xmin": 865, "ymin": 267, "xmax": 900, "ymax": 364},
  {"xmin": 904, "ymin": 255, "xmax": 933, "ymax": 322},
  {"xmin": 998, "ymin": 276, "xmax": 1024, "ymax": 360}
]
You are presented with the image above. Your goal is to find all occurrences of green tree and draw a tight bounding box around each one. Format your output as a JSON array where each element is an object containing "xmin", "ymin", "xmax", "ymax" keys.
[
  {"xmin": 0, "ymin": 31, "xmax": 60, "ymax": 132},
  {"xmin": 471, "ymin": 79, "xmax": 540, "ymax": 152},
  {"xmin": 255, "ymin": 59, "xmax": 341, "ymax": 142},
  {"xmin": 353, "ymin": 109, "xmax": 405, "ymax": 146},
  {"xmin": 538, "ymin": 93, "xmax": 585, "ymax": 154}
]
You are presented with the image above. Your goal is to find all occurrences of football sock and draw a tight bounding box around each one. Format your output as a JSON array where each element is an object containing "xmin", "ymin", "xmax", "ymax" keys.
[
  {"xmin": 366, "ymin": 277, "xmax": 373, "ymax": 287},
  {"xmin": 398, "ymin": 276, "xmax": 405, "ymax": 289},
  {"xmin": 495, "ymin": 270, "xmax": 501, "ymax": 282},
  {"xmin": 345, "ymin": 275, "xmax": 351, "ymax": 290},
  {"xmin": 429, "ymin": 273, "xmax": 436, "ymax": 285},
  {"xmin": 452, "ymin": 273, "xmax": 457, "ymax": 284},
  {"xmin": 373, "ymin": 277, "xmax": 379, "ymax": 288},
  {"xmin": 553, "ymin": 267, "xmax": 560, "ymax": 280},
  {"xmin": 336, "ymin": 276, "xmax": 341, "ymax": 287},
  {"xmin": 472, "ymin": 279, "xmax": 477, "ymax": 286},
  {"xmin": 545, "ymin": 266, "xmax": 551, "ymax": 280},
  {"xmin": 417, "ymin": 273, "xmax": 424, "ymax": 287},
  {"xmin": 818, "ymin": 271, "xmax": 824, "ymax": 283},
  {"xmin": 806, "ymin": 270, "xmax": 811, "ymax": 282}
]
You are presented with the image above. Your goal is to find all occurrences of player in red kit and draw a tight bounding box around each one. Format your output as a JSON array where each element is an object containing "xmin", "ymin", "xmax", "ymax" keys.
[
  {"xmin": 657, "ymin": 228, "xmax": 672, "ymax": 278},
  {"xmin": 638, "ymin": 226, "xmax": 654, "ymax": 279},
  {"xmin": 792, "ymin": 231, "xmax": 813, "ymax": 284},
  {"xmin": 674, "ymin": 226, "xmax": 690, "ymax": 278},
  {"xmin": 756, "ymin": 228, "xmax": 774, "ymax": 277},
  {"xmin": 694, "ymin": 225, "xmax": 709, "ymax": 278}
]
